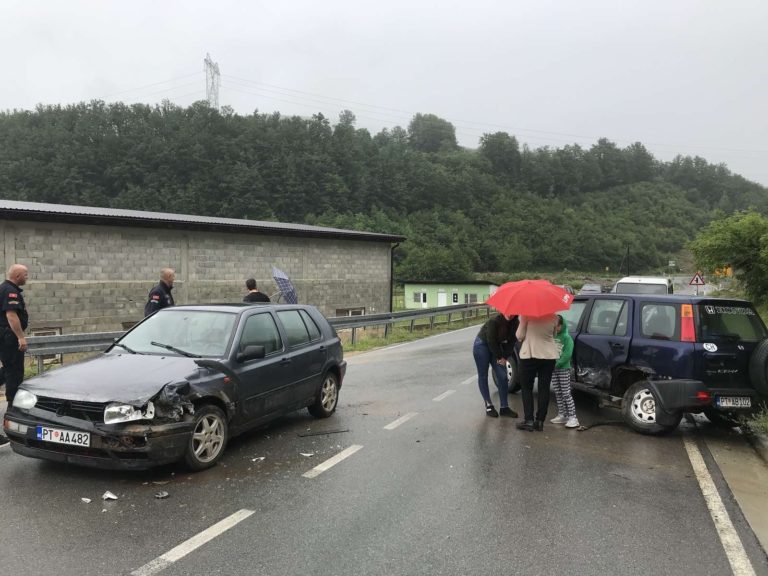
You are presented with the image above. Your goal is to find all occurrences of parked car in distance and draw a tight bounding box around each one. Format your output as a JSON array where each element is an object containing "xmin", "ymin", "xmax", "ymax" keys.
[
  {"xmin": 612, "ymin": 276, "xmax": 673, "ymax": 295},
  {"xmin": 578, "ymin": 283, "xmax": 603, "ymax": 295},
  {"xmin": 558, "ymin": 284, "xmax": 575, "ymax": 295},
  {"xmin": 560, "ymin": 293, "xmax": 768, "ymax": 434},
  {"xmin": 4, "ymin": 304, "xmax": 346, "ymax": 470}
]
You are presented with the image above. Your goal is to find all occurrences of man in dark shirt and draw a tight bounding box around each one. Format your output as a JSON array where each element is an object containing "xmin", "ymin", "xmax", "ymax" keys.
[
  {"xmin": 243, "ymin": 278, "xmax": 270, "ymax": 303},
  {"xmin": 144, "ymin": 268, "xmax": 176, "ymax": 317},
  {"xmin": 0, "ymin": 264, "xmax": 29, "ymax": 444}
]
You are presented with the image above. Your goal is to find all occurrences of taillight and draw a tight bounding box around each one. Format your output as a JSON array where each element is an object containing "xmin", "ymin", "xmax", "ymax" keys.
[{"xmin": 681, "ymin": 304, "xmax": 695, "ymax": 342}]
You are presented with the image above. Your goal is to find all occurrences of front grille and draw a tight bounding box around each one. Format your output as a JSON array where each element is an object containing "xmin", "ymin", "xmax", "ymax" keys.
[
  {"xmin": 35, "ymin": 397, "xmax": 106, "ymax": 423},
  {"xmin": 26, "ymin": 439, "xmax": 149, "ymax": 460}
]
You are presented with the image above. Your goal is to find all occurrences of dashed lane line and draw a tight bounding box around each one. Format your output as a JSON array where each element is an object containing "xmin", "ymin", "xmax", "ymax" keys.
[
  {"xmin": 459, "ymin": 375, "xmax": 476, "ymax": 386},
  {"xmin": 383, "ymin": 412, "xmax": 419, "ymax": 430},
  {"xmin": 302, "ymin": 444, "xmax": 364, "ymax": 478},
  {"xmin": 432, "ymin": 390, "xmax": 456, "ymax": 402},
  {"xmin": 130, "ymin": 509, "xmax": 255, "ymax": 576},
  {"xmin": 683, "ymin": 436, "xmax": 756, "ymax": 576}
]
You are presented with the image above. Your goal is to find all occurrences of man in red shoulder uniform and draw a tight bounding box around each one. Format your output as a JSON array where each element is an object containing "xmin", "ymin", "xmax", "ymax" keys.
[
  {"xmin": 144, "ymin": 268, "xmax": 176, "ymax": 317},
  {"xmin": 0, "ymin": 264, "xmax": 29, "ymax": 445}
]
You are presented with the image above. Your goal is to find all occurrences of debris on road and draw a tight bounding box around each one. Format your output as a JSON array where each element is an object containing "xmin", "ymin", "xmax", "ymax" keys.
[
  {"xmin": 102, "ymin": 491, "xmax": 118, "ymax": 501},
  {"xmin": 297, "ymin": 429, "xmax": 349, "ymax": 438},
  {"xmin": 251, "ymin": 456, "xmax": 265, "ymax": 462},
  {"xmin": 154, "ymin": 491, "xmax": 169, "ymax": 499},
  {"xmin": 300, "ymin": 452, "xmax": 314, "ymax": 457},
  {"xmin": 81, "ymin": 498, "xmax": 91, "ymax": 504},
  {"xmin": 152, "ymin": 480, "xmax": 170, "ymax": 485}
]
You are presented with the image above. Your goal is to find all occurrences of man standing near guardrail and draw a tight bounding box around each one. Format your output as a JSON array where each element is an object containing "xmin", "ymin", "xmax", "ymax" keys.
[
  {"xmin": 144, "ymin": 268, "xmax": 175, "ymax": 317},
  {"xmin": 0, "ymin": 264, "xmax": 29, "ymax": 445}
]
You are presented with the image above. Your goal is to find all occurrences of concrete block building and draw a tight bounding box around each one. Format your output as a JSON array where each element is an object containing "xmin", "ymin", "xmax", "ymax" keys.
[{"xmin": 0, "ymin": 200, "xmax": 404, "ymax": 336}]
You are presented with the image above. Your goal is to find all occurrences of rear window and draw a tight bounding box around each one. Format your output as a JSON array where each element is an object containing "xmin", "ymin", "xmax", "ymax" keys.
[
  {"xmin": 615, "ymin": 283, "xmax": 670, "ymax": 295},
  {"xmin": 697, "ymin": 304, "xmax": 767, "ymax": 342}
]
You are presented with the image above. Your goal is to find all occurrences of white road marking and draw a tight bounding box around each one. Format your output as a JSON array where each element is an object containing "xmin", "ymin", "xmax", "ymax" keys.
[
  {"xmin": 432, "ymin": 390, "xmax": 456, "ymax": 402},
  {"xmin": 383, "ymin": 412, "xmax": 418, "ymax": 430},
  {"xmin": 460, "ymin": 375, "xmax": 476, "ymax": 386},
  {"xmin": 131, "ymin": 509, "xmax": 255, "ymax": 576},
  {"xmin": 302, "ymin": 444, "xmax": 364, "ymax": 478},
  {"xmin": 683, "ymin": 436, "xmax": 756, "ymax": 576}
]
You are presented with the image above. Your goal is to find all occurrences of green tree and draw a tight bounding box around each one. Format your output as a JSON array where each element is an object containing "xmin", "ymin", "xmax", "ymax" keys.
[{"xmin": 407, "ymin": 113, "xmax": 458, "ymax": 153}]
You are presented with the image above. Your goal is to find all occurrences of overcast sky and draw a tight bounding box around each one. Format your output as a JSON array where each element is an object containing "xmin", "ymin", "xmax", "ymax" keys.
[{"xmin": 4, "ymin": 0, "xmax": 768, "ymax": 185}]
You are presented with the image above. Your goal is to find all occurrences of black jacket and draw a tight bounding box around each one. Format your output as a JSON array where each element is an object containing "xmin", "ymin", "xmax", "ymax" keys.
[
  {"xmin": 476, "ymin": 314, "xmax": 518, "ymax": 360},
  {"xmin": 144, "ymin": 281, "xmax": 175, "ymax": 317}
]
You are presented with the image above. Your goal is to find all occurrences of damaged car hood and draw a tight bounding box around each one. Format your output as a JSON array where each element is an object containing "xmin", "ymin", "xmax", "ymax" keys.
[{"xmin": 20, "ymin": 353, "xmax": 204, "ymax": 404}]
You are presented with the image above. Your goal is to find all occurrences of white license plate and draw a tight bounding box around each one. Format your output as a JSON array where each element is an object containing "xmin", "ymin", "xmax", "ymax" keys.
[
  {"xmin": 716, "ymin": 396, "xmax": 752, "ymax": 408},
  {"xmin": 36, "ymin": 426, "xmax": 91, "ymax": 447}
]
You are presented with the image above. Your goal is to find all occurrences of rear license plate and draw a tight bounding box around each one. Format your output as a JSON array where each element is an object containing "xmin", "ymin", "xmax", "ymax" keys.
[
  {"xmin": 36, "ymin": 426, "xmax": 90, "ymax": 447},
  {"xmin": 716, "ymin": 396, "xmax": 752, "ymax": 408}
]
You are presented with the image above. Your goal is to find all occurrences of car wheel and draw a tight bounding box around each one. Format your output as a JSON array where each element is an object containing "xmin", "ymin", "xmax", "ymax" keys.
[
  {"xmin": 308, "ymin": 372, "xmax": 339, "ymax": 418},
  {"xmin": 507, "ymin": 361, "xmax": 521, "ymax": 394},
  {"xmin": 621, "ymin": 382, "xmax": 681, "ymax": 435},
  {"xmin": 748, "ymin": 338, "xmax": 768, "ymax": 397},
  {"xmin": 703, "ymin": 408, "xmax": 743, "ymax": 429},
  {"xmin": 184, "ymin": 405, "xmax": 228, "ymax": 471}
]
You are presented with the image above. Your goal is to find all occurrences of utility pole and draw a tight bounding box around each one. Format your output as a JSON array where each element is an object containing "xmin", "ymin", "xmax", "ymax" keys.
[{"xmin": 204, "ymin": 53, "xmax": 220, "ymax": 109}]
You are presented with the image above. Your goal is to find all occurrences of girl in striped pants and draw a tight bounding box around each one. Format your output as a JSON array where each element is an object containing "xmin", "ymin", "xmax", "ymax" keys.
[{"xmin": 551, "ymin": 314, "xmax": 579, "ymax": 428}]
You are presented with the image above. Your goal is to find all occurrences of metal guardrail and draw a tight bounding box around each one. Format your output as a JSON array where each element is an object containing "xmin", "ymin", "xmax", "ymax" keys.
[{"xmin": 25, "ymin": 304, "xmax": 490, "ymax": 373}]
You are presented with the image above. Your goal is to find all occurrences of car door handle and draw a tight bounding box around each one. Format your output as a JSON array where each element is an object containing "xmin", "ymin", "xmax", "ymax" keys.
[
  {"xmin": 610, "ymin": 342, "xmax": 624, "ymax": 350},
  {"xmin": 279, "ymin": 357, "xmax": 292, "ymax": 365}
]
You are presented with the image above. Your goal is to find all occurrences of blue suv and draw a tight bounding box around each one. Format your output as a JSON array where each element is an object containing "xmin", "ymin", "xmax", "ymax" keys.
[{"xmin": 560, "ymin": 294, "xmax": 768, "ymax": 434}]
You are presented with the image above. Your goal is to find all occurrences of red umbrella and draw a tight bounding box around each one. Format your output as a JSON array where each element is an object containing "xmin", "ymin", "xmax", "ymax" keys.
[{"xmin": 486, "ymin": 279, "xmax": 573, "ymax": 318}]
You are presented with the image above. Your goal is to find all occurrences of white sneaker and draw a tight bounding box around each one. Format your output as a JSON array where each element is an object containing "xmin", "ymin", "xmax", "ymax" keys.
[
  {"xmin": 565, "ymin": 417, "xmax": 580, "ymax": 428},
  {"xmin": 550, "ymin": 414, "xmax": 567, "ymax": 424}
]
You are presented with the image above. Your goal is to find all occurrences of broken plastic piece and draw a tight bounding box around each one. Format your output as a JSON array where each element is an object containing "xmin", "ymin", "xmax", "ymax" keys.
[
  {"xmin": 81, "ymin": 498, "xmax": 91, "ymax": 504},
  {"xmin": 155, "ymin": 491, "xmax": 169, "ymax": 499},
  {"xmin": 102, "ymin": 491, "xmax": 118, "ymax": 501},
  {"xmin": 300, "ymin": 452, "xmax": 314, "ymax": 457}
]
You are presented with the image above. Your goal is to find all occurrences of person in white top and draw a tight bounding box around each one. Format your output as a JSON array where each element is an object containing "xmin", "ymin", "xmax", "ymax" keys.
[{"xmin": 515, "ymin": 314, "xmax": 558, "ymax": 431}]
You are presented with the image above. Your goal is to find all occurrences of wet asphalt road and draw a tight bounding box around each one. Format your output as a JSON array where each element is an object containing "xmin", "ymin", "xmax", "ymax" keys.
[{"xmin": 1, "ymin": 326, "xmax": 767, "ymax": 576}]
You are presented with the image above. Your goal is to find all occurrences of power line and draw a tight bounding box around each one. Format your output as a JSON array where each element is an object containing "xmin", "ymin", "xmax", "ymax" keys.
[{"xmin": 96, "ymin": 72, "xmax": 203, "ymax": 100}]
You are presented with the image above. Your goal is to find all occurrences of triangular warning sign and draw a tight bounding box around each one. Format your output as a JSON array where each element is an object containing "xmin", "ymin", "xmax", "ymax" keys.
[{"xmin": 689, "ymin": 272, "xmax": 706, "ymax": 286}]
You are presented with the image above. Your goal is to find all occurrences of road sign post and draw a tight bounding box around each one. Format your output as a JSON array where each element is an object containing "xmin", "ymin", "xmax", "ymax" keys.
[{"xmin": 689, "ymin": 271, "xmax": 706, "ymax": 296}]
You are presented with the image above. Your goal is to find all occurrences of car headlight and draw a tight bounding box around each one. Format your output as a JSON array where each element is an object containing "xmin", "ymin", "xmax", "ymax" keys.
[
  {"xmin": 103, "ymin": 401, "xmax": 155, "ymax": 425},
  {"xmin": 13, "ymin": 389, "xmax": 37, "ymax": 409}
]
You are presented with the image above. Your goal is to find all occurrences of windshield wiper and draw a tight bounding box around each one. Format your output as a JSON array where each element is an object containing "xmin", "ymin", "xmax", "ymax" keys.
[
  {"xmin": 151, "ymin": 341, "xmax": 201, "ymax": 358},
  {"xmin": 112, "ymin": 342, "xmax": 138, "ymax": 354}
]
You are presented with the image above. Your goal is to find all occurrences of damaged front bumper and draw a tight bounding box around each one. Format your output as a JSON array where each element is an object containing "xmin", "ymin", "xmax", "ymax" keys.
[{"xmin": 3, "ymin": 407, "xmax": 194, "ymax": 470}]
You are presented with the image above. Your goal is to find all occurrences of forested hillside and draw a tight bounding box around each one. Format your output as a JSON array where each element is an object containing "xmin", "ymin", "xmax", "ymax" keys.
[{"xmin": 1, "ymin": 101, "xmax": 766, "ymax": 280}]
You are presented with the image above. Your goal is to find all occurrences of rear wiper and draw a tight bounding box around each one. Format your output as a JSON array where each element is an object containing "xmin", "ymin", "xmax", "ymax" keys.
[
  {"xmin": 151, "ymin": 341, "xmax": 201, "ymax": 358},
  {"xmin": 112, "ymin": 342, "xmax": 139, "ymax": 354}
]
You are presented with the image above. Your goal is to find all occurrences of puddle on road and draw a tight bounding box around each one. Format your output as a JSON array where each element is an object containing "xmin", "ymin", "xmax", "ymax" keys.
[{"xmin": 704, "ymin": 428, "xmax": 768, "ymax": 552}]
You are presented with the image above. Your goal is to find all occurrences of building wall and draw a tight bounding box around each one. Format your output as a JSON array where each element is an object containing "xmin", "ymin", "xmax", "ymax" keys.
[
  {"xmin": 1, "ymin": 220, "xmax": 392, "ymax": 334},
  {"xmin": 404, "ymin": 283, "xmax": 496, "ymax": 309}
]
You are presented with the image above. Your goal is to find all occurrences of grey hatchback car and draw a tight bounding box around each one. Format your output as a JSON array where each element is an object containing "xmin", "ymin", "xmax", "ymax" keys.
[{"xmin": 4, "ymin": 304, "xmax": 346, "ymax": 470}]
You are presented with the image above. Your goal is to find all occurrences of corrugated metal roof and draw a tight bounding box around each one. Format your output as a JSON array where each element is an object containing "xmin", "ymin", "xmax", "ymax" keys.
[{"xmin": 0, "ymin": 200, "xmax": 405, "ymax": 243}]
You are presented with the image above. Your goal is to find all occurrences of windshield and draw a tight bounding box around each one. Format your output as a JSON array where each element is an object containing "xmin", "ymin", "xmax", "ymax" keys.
[
  {"xmin": 615, "ymin": 282, "xmax": 669, "ymax": 295},
  {"xmin": 117, "ymin": 310, "xmax": 237, "ymax": 357},
  {"xmin": 697, "ymin": 303, "xmax": 768, "ymax": 342}
]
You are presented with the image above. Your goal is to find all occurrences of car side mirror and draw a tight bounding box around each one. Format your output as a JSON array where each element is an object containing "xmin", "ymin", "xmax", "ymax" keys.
[{"xmin": 236, "ymin": 345, "xmax": 266, "ymax": 363}]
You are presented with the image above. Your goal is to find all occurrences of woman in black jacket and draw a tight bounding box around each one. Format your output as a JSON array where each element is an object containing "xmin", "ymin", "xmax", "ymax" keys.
[{"xmin": 473, "ymin": 313, "xmax": 519, "ymax": 417}]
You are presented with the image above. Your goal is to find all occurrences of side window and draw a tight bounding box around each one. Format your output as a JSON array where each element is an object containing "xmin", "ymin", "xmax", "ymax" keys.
[
  {"xmin": 587, "ymin": 300, "xmax": 625, "ymax": 335},
  {"xmin": 240, "ymin": 313, "xmax": 283, "ymax": 355},
  {"xmin": 299, "ymin": 310, "xmax": 322, "ymax": 341},
  {"xmin": 614, "ymin": 302, "xmax": 629, "ymax": 336},
  {"xmin": 277, "ymin": 310, "xmax": 311, "ymax": 347},
  {"xmin": 641, "ymin": 304, "xmax": 677, "ymax": 340},
  {"xmin": 561, "ymin": 301, "xmax": 587, "ymax": 332}
]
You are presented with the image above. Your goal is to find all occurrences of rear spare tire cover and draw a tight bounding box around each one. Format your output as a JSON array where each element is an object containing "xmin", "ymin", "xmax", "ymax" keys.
[{"xmin": 748, "ymin": 338, "xmax": 768, "ymax": 397}]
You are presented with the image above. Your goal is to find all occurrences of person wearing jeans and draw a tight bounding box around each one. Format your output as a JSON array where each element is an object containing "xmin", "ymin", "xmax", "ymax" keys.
[
  {"xmin": 472, "ymin": 313, "xmax": 519, "ymax": 418},
  {"xmin": 515, "ymin": 315, "xmax": 558, "ymax": 431}
]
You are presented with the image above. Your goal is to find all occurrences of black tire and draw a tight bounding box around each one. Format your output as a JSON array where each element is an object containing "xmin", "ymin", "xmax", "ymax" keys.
[
  {"xmin": 184, "ymin": 405, "xmax": 228, "ymax": 471},
  {"xmin": 703, "ymin": 408, "xmax": 744, "ymax": 429},
  {"xmin": 621, "ymin": 381, "xmax": 681, "ymax": 435},
  {"xmin": 748, "ymin": 338, "xmax": 768, "ymax": 397},
  {"xmin": 490, "ymin": 360, "xmax": 521, "ymax": 394},
  {"xmin": 308, "ymin": 372, "xmax": 339, "ymax": 418}
]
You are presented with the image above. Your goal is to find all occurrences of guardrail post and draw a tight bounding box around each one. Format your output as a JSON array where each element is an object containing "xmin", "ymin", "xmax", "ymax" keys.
[
  {"xmin": 448, "ymin": 312, "xmax": 452, "ymax": 324},
  {"xmin": 429, "ymin": 315, "xmax": 435, "ymax": 330},
  {"xmin": 409, "ymin": 319, "xmax": 414, "ymax": 332},
  {"xmin": 37, "ymin": 355, "xmax": 44, "ymax": 376},
  {"xmin": 384, "ymin": 323, "xmax": 391, "ymax": 338},
  {"xmin": 351, "ymin": 327, "xmax": 357, "ymax": 346}
]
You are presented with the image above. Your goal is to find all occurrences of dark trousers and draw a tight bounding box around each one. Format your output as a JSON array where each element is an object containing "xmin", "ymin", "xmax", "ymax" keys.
[
  {"xmin": 1, "ymin": 334, "xmax": 25, "ymax": 406},
  {"xmin": 519, "ymin": 357, "xmax": 556, "ymax": 422}
]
